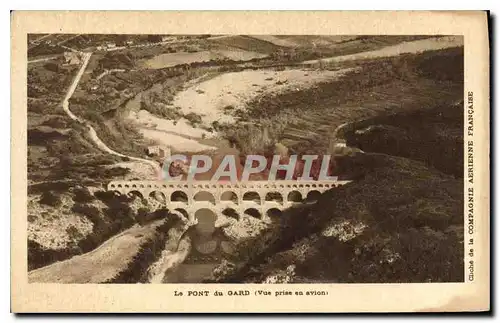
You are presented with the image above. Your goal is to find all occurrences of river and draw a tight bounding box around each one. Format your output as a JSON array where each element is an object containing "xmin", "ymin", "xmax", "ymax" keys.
[{"xmin": 150, "ymin": 208, "xmax": 241, "ymax": 283}]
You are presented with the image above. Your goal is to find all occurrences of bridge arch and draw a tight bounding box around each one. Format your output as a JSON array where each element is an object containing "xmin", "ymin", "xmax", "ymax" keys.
[
  {"xmin": 287, "ymin": 190, "xmax": 303, "ymax": 202},
  {"xmin": 127, "ymin": 190, "xmax": 144, "ymax": 200},
  {"xmin": 222, "ymin": 207, "xmax": 240, "ymax": 220},
  {"xmin": 242, "ymin": 191, "xmax": 261, "ymax": 204},
  {"xmin": 193, "ymin": 191, "xmax": 216, "ymax": 205},
  {"xmin": 220, "ymin": 191, "xmax": 238, "ymax": 204},
  {"xmin": 266, "ymin": 208, "xmax": 283, "ymax": 219},
  {"xmin": 194, "ymin": 208, "xmax": 217, "ymax": 236},
  {"xmin": 244, "ymin": 208, "xmax": 262, "ymax": 219},
  {"xmin": 265, "ymin": 191, "xmax": 283, "ymax": 204},
  {"xmin": 305, "ymin": 190, "xmax": 322, "ymax": 202},
  {"xmin": 173, "ymin": 207, "xmax": 189, "ymax": 220},
  {"xmin": 148, "ymin": 191, "xmax": 166, "ymax": 203}
]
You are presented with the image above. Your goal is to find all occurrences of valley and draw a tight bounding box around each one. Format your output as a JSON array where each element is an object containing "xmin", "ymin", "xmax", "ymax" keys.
[{"xmin": 27, "ymin": 34, "xmax": 465, "ymax": 283}]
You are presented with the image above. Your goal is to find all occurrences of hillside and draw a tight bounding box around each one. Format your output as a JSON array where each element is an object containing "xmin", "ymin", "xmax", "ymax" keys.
[
  {"xmin": 208, "ymin": 46, "xmax": 465, "ymax": 284},
  {"xmin": 28, "ymin": 218, "xmax": 175, "ymax": 283},
  {"xmin": 223, "ymin": 46, "xmax": 463, "ymax": 158},
  {"xmin": 216, "ymin": 150, "xmax": 464, "ymax": 283}
]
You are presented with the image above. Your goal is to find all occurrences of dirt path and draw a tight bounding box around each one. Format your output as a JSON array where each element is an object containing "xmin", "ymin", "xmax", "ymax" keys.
[
  {"xmin": 95, "ymin": 68, "xmax": 126, "ymax": 81},
  {"xmin": 302, "ymin": 36, "xmax": 463, "ymax": 65},
  {"xmin": 141, "ymin": 50, "xmax": 266, "ymax": 69},
  {"xmin": 62, "ymin": 52, "xmax": 92, "ymax": 122},
  {"xmin": 146, "ymin": 220, "xmax": 192, "ymax": 283},
  {"xmin": 61, "ymin": 51, "xmax": 161, "ymax": 176}
]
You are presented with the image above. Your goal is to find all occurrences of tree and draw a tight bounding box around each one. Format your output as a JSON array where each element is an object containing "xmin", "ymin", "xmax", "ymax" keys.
[
  {"xmin": 73, "ymin": 187, "xmax": 94, "ymax": 203},
  {"xmin": 44, "ymin": 62, "xmax": 60, "ymax": 73},
  {"xmin": 39, "ymin": 191, "xmax": 62, "ymax": 207},
  {"xmin": 147, "ymin": 35, "xmax": 162, "ymax": 43}
]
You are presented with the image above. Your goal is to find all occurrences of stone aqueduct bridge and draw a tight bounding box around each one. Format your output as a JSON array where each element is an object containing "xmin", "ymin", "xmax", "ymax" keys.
[{"xmin": 107, "ymin": 180, "xmax": 351, "ymax": 221}]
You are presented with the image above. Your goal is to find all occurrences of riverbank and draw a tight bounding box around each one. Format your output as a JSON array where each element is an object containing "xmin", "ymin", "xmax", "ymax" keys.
[{"xmin": 28, "ymin": 217, "xmax": 175, "ymax": 283}]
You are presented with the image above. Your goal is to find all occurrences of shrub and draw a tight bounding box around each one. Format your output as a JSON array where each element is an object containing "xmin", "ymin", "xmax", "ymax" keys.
[
  {"xmin": 184, "ymin": 112, "xmax": 203, "ymax": 127},
  {"xmin": 98, "ymin": 52, "xmax": 134, "ymax": 70},
  {"xmin": 137, "ymin": 209, "xmax": 171, "ymax": 226},
  {"xmin": 28, "ymin": 181, "xmax": 73, "ymax": 195},
  {"xmin": 66, "ymin": 225, "xmax": 83, "ymax": 241},
  {"xmin": 223, "ymin": 120, "xmax": 287, "ymax": 155},
  {"xmin": 28, "ymin": 239, "xmax": 79, "ymax": 270},
  {"xmin": 44, "ymin": 62, "xmax": 60, "ymax": 73},
  {"xmin": 211, "ymin": 121, "xmax": 223, "ymax": 132},
  {"xmin": 72, "ymin": 187, "xmax": 95, "ymax": 203},
  {"xmin": 42, "ymin": 116, "xmax": 69, "ymax": 128},
  {"xmin": 104, "ymin": 202, "xmax": 135, "ymax": 223},
  {"xmin": 71, "ymin": 203, "xmax": 102, "ymax": 226},
  {"xmin": 103, "ymin": 167, "xmax": 130, "ymax": 178},
  {"xmin": 94, "ymin": 190, "xmax": 130, "ymax": 204}
]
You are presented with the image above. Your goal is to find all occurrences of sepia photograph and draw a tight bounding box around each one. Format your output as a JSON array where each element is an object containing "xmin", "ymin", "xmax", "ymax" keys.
[{"xmin": 11, "ymin": 10, "xmax": 490, "ymax": 313}]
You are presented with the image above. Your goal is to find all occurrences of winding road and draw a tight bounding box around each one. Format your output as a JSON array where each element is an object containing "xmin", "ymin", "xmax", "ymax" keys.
[{"xmin": 62, "ymin": 51, "xmax": 161, "ymax": 176}]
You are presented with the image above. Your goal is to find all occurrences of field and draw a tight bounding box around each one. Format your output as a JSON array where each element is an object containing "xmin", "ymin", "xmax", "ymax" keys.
[
  {"xmin": 208, "ymin": 35, "xmax": 284, "ymax": 54},
  {"xmin": 141, "ymin": 50, "xmax": 267, "ymax": 69},
  {"xmin": 303, "ymin": 36, "xmax": 464, "ymax": 65},
  {"xmin": 169, "ymin": 68, "xmax": 356, "ymax": 127},
  {"xmin": 247, "ymin": 35, "xmax": 359, "ymax": 48}
]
